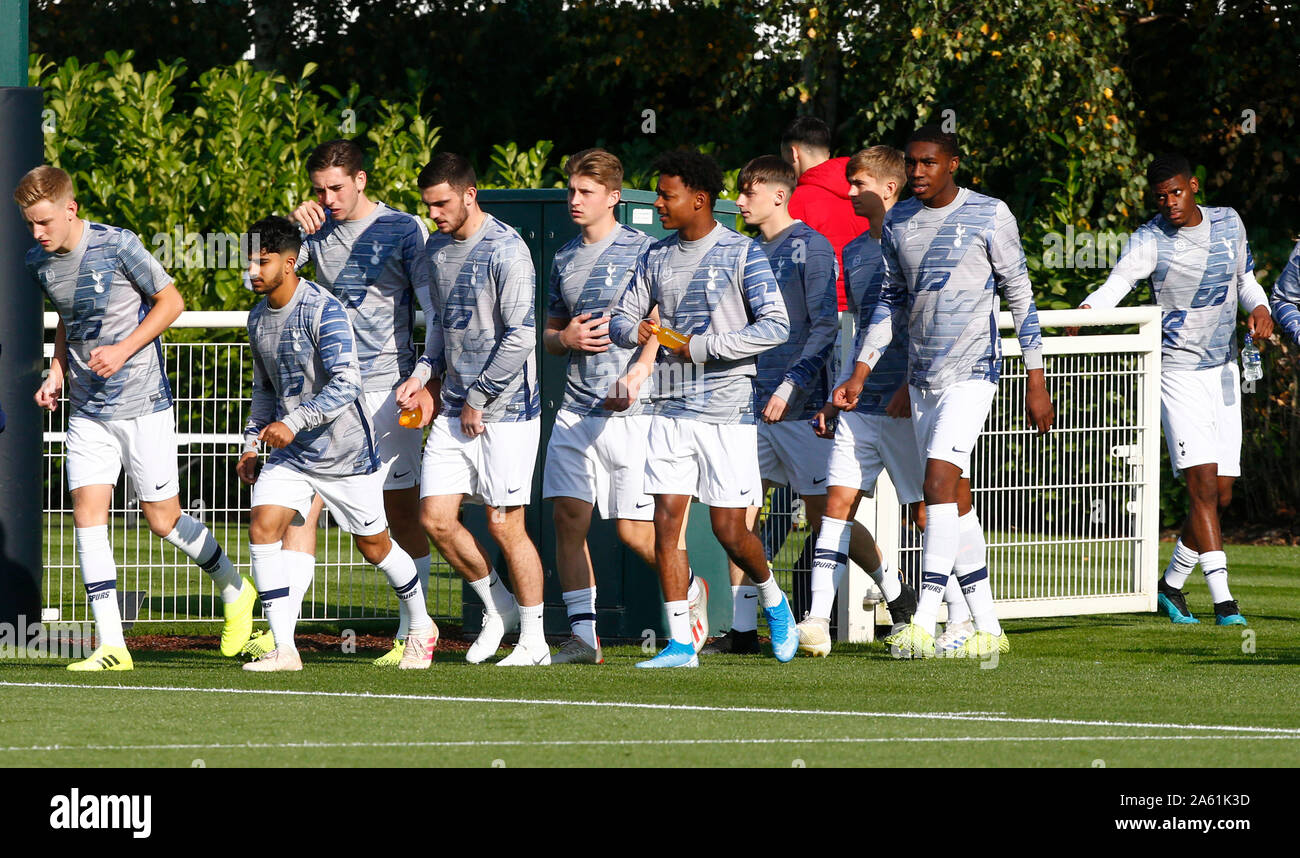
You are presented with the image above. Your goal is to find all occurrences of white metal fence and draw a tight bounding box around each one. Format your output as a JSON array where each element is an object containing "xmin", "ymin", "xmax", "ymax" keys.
[
  {"xmin": 41, "ymin": 308, "xmax": 1161, "ymax": 635},
  {"xmin": 40, "ymin": 311, "xmax": 461, "ymax": 625},
  {"xmin": 832, "ymin": 307, "xmax": 1162, "ymax": 641}
]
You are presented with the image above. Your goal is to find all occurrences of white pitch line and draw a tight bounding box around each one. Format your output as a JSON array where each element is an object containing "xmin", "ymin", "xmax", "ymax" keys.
[
  {"xmin": 2, "ymin": 735, "xmax": 1298, "ymax": 754},
  {"xmin": 3, "ymin": 680, "xmax": 1298, "ymax": 737}
]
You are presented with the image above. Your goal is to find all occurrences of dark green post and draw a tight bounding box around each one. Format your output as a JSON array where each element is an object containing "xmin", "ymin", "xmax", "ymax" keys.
[{"xmin": 0, "ymin": 0, "xmax": 44, "ymax": 628}]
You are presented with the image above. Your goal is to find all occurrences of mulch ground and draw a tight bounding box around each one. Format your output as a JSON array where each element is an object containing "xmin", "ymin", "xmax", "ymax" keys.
[{"xmin": 125, "ymin": 629, "xmax": 472, "ymax": 652}]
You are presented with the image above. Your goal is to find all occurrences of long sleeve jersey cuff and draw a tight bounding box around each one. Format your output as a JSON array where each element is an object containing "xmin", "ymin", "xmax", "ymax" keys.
[
  {"xmin": 1083, "ymin": 274, "xmax": 1130, "ymax": 311},
  {"xmin": 687, "ymin": 334, "xmax": 710, "ymax": 364},
  {"xmin": 465, "ymin": 386, "xmax": 491, "ymax": 411},
  {"xmin": 1022, "ymin": 350, "xmax": 1045, "ymax": 372},
  {"xmin": 281, "ymin": 411, "xmax": 309, "ymax": 436},
  {"xmin": 772, "ymin": 380, "xmax": 799, "ymax": 405},
  {"xmin": 1238, "ymin": 272, "xmax": 1269, "ymax": 313},
  {"xmin": 856, "ymin": 342, "xmax": 884, "ymax": 370},
  {"xmin": 412, "ymin": 355, "xmax": 440, "ymax": 385}
]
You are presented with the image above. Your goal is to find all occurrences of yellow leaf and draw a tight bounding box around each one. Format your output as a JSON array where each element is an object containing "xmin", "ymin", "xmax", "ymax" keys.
[
  {"xmin": 1075, "ymin": 115, "xmax": 1084, "ymax": 125},
  {"xmin": 808, "ymin": 27, "xmax": 817, "ymax": 38},
  {"xmin": 991, "ymin": 50, "xmax": 1002, "ymax": 57},
  {"xmin": 911, "ymin": 26, "xmax": 924, "ymax": 39},
  {"xmin": 809, "ymin": 7, "xmax": 818, "ymax": 18},
  {"xmin": 980, "ymin": 22, "xmax": 989, "ymax": 34},
  {"xmin": 955, "ymin": 51, "xmax": 962, "ymax": 60},
  {"xmin": 1104, "ymin": 87, "xmax": 1113, "ymax": 99}
]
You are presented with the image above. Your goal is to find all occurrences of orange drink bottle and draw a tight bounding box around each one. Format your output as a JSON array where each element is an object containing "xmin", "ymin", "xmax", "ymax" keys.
[
  {"xmin": 652, "ymin": 323, "xmax": 689, "ymax": 349},
  {"xmin": 398, "ymin": 405, "xmax": 422, "ymax": 428}
]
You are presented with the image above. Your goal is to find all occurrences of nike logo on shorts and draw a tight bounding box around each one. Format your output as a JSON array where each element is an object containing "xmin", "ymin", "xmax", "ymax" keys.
[
  {"xmin": 812, "ymin": 477, "xmax": 827, "ymax": 484},
  {"xmin": 154, "ymin": 482, "xmax": 169, "ymax": 491},
  {"xmin": 392, "ymin": 470, "xmax": 410, "ymax": 480},
  {"xmin": 635, "ymin": 501, "xmax": 652, "ymax": 509},
  {"xmin": 362, "ymin": 517, "xmax": 379, "ymax": 527},
  {"xmin": 740, "ymin": 489, "xmax": 751, "ymax": 495},
  {"xmin": 508, "ymin": 487, "xmax": 521, "ymax": 494}
]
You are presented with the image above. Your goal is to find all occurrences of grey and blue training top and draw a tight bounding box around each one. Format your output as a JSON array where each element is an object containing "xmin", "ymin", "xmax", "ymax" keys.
[
  {"xmin": 416, "ymin": 214, "xmax": 540, "ymax": 422},
  {"xmin": 754, "ymin": 221, "xmax": 839, "ymax": 420},
  {"xmin": 610, "ymin": 221, "xmax": 789, "ymax": 425},
  {"xmin": 860, "ymin": 188, "xmax": 1044, "ymax": 391},
  {"xmin": 244, "ymin": 278, "xmax": 377, "ymax": 478},
  {"xmin": 1270, "ymin": 239, "xmax": 1300, "ymax": 347},
  {"xmin": 298, "ymin": 202, "xmax": 432, "ymax": 392},
  {"xmin": 548, "ymin": 223, "xmax": 657, "ymax": 417},
  {"xmin": 28, "ymin": 221, "xmax": 174, "ymax": 420},
  {"xmin": 840, "ymin": 229, "xmax": 908, "ymax": 415},
  {"xmin": 1084, "ymin": 206, "xmax": 1268, "ymax": 370}
]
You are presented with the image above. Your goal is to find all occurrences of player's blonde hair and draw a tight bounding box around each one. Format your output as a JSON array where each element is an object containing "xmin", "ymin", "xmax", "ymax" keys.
[
  {"xmin": 13, "ymin": 165, "xmax": 75, "ymax": 208},
  {"xmin": 565, "ymin": 148, "xmax": 624, "ymax": 193},
  {"xmin": 845, "ymin": 146, "xmax": 906, "ymax": 193}
]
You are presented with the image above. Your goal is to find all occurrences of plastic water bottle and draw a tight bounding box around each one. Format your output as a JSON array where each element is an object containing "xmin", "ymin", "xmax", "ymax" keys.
[{"xmin": 1242, "ymin": 333, "xmax": 1262, "ymax": 383}]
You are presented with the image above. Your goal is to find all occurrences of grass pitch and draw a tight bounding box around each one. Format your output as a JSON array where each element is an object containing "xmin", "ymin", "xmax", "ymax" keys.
[{"xmin": 2, "ymin": 544, "xmax": 1298, "ymax": 768}]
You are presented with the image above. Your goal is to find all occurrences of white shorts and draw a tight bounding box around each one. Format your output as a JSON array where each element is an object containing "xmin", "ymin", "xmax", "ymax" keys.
[
  {"xmin": 420, "ymin": 416, "xmax": 540, "ymax": 507},
  {"xmin": 252, "ymin": 462, "xmax": 388, "ymax": 536},
  {"xmin": 909, "ymin": 380, "xmax": 997, "ymax": 479},
  {"xmin": 643, "ymin": 416, "xmax": 762, "ymax": 508},
  {"xmin": 757, "ymin": 420, "xmax": 833, "ymax": 496},
  {"xmin": 364, "ymin": 388, "xmax": 424, "ymax": 491},
  {"xmin": 826, "ymin": 410, "xmax": 925, "ymax": 504},
  {"xmin": 543, "ymin": 410, "xmax": 654, "ymax": 520},
  {"xmin": 65, "ymin": 409, "xmax": 179, "ymax": 502},
  {"xmin": 1161, "ymin": 363, "xmax": 1241, "ymax": 479}
]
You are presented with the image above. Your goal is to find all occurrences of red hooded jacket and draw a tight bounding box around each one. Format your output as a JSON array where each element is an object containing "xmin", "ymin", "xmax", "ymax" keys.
[{"xmin": 788, "ymin": 156, "xmax": 870, "ymax": 310}]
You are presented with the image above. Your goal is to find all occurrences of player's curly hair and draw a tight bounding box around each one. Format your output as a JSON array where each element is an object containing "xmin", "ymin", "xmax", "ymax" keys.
[
  {"xmin": 652, "ymin": 149, "xmax": 725, "ymax": 205},
  {"xmin": 248, "ymin": 215, "xmax": 301, "ymax": 257}
]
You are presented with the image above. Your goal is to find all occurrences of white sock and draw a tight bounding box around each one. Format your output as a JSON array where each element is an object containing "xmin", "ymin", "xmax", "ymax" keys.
[
  {"xmin": 955, "ymin": 510, "xmax": 1000, "ymax": 635},
  {"xmin": 1200, "ymin": 550, "xmax": 1233, "ymax": 603},
  {"xmin": 915, "ymin": 503, "xmax": 958, "ymax": 632},
  {"xmin": 395, "ymin": 553, "xmax": 432, "ymax": 639},
  {"xmin": 469, "ymin": 569, "xmax": 517, "ymax": 616},
  {"xmin": 687, "ymin": 568, "xmax": 701, "ymax": 603},
  {"xmin": 562, "ymin": 587, "xmax": 598, "ymax": 648},
  {"xmin": 376, "ymin": 543, "xmax": 430, "ymax": 634},
  {"xmin": 731, "ymin": 585, "xmax": 758, "ymax": 632},
  {"xmin": 755, "ymin": 574, "xmax": 787, "ymax": 610},
  {"xmin": 76, "ymin": 525, "xmax": 125, "ymax": 649},
  {"xmin": 945, "ymin": 572, "xmax": 972, "ymax": 624},
  {"xmin": 250, "ymin": 541, "xmax": 295, "ymax": 654},
  {"xmin": 666, "ymin": 599, "xmax": 691, "ymax": 646},
  {"xmin": 518, "ymin": 602, "xmax": 545, "ymax": 645},
  {"xmin": 1163, "ymin": 538, "xmax": 1199, "ymax": 590},
  {"xmin": 283, "ymin": 551, "xmax": 315, "ymax": 619},
  {"xmin": 164, "ymin": 513, "xmax": 242, "ymax": 603},
  {"xmin": 873, "ymin": 559, "xmax": 901, "ymax": 603},
  {"xmin": 810, "ymin": 517, "xmax": 851, "ymax": 620}
]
